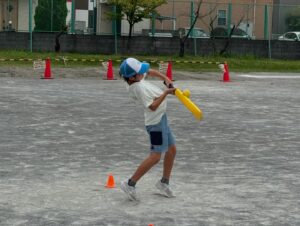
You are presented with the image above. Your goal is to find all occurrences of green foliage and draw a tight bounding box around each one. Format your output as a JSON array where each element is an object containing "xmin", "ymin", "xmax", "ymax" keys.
[
  {"xmin": 106, "ymin": 0, "xmax": 166, "ymax": 37},
  {"xmin": 34, "ymin": 0, "xmax": 68, "ymax": 32},
  {"xmin": 285, "ymin": 7, "xmax": 300, "ymax": 31}
]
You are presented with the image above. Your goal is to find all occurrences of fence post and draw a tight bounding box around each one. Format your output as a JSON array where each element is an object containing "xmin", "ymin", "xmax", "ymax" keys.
[
  {"xmin": 265, "ymin": 4, "xmax": 272, "ymax": 59},
  {"xmin": 50, "ymin": 0, "xmax": 53, "ymax": 32},
  {"xmin": 227, "ymin": 3, "xmax": 232, "ymax": 37},
  {"xmin": 190, "ymin": 1, "xmax": 194, "ymax": 38},
  {"xmin": 264, "ymin": 5, "xmax": 269, "ymax": 40},
  {"xmin": 29, "ymin": 0, "xmax": 32, "ymax": 52},
  {"xmin": 151, "ymin": 12, "xmax": 156, "ymax": 36},
  {"xmin": 113, "ymin": 5, "xmax": 117, "ymax": 55},
  {"xmin": 71, "ymin": 0, "xmax": 75, "ymax": 34},
  {"xmin": 190, "ymin": 1, "xmax": 197, "ymax": 56},
  {"xmin": 93, "ymin": 1, "xmax": 97, "ymax": 34}
]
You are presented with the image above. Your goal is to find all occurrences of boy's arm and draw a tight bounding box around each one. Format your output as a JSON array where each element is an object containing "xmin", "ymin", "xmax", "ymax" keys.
[
  {"xmin": 148, "ymin": 88, "xmax": 175, "ymax": 111},
  {"xmin": 147, "ymin": 69, "xmax": 173, "ymax": 87}
]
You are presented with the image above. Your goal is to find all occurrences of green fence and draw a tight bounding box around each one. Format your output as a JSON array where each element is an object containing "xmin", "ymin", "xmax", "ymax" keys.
[{"xmin": 151, "ymin": 1, "xmax": 298, "ymax": 41}]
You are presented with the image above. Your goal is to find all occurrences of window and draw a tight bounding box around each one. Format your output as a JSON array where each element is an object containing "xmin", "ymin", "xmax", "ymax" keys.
[
  {"xmin": 75, "ymin": 0, "xmax": 89, "ymax": 10},
  {"xmin": 285, "ymin": 33, "xmax": 296, "ymax": 39},
  {"xmin": 218, "ymin": 10, "xmax": 227, "ymax": 26}
]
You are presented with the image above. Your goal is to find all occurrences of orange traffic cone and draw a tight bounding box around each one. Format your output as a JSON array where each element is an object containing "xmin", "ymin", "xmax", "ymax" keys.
[
  {"xmin": 148, "ymin": 224, "xmax": 154, "ymax": 226},
  {"xmin": 223, "ymin": 62, "xmax": 230, "ymax": 82},
  {"xmin": 105, "ymin": 174, "xmax": 116, "ymax": 188},
  {"xmin": 105, "ymin": 59, "xmax": 115, "ymax": 80},
  {"xmin": 166, "ymin": 61, "xmax": 174, "ymax": 81},
  {"xmin": 42, "ymin": 57, "xmax": 53, "ymax": 79}
]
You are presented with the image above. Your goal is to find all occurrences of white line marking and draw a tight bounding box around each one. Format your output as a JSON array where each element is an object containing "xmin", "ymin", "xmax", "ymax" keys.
[{"xmin": 239, "ymin": 74, "xmax": 300, "ymax": 79}]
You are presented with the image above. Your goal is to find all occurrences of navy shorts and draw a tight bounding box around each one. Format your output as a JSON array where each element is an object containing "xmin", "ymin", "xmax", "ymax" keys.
[{"xmin": 145, "ymin": 114, "xmax": 175, "ymax": 153}]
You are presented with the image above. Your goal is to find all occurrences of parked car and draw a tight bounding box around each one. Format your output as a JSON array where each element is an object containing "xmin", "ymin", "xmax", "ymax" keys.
[
  {"xmin": 278, "ymin": 31, "xmax": 300, "ymax": 41},
  {"xmin": 178, "ymin": 27, "xmax": 210, "ymax": 38},
  {"xmin": 142, "ymin": 29, "xmax": 173, "ymax": 38},
  {"xmin": 210, "ymin": 26, "xmax": 252, "ymax": 40},
  {"xmin": 184, "ymin": 28, "xmax": 210, "ymax": 38}
]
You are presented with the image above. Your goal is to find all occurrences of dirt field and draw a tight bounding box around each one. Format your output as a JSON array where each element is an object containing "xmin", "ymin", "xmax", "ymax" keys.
[{"xmin": 0, "ymin": 67, "xmax": 299, "ymax": 226}]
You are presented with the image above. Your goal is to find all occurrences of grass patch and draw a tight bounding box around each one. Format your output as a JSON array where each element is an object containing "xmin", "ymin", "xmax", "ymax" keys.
[{"xmin": 0, "ymin": 50, "xmax": 299, "ymax": 72}]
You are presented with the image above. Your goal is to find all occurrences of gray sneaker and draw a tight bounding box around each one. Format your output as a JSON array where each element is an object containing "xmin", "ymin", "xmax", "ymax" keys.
[
  {"xmin": 120, "ymin": 181, "xmax": 138, "ymax": 201},
  {"xmin": 155, "ymin": 180, "xmax": 176, "ymax": 198}
]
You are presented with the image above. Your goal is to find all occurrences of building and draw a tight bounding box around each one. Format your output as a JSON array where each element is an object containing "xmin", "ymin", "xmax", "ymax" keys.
[
  {"xmin": 155, "ymin": 0, "xmax": 274, "ymax": 39},
  {"xmin": 97, "ymin": 0, "xmax": 277, "ymax": 39},
  {"xmin": 272, "ymin": 0, "xmax": 300, "ymax": 36},
  {"xmin": 66, "ymin": 0, "xmax": 95, "ymax": 33},
  {"xmin": 0, "ymin": 0, "xmax": 38, "ymax": 32},
  {"xmin": 1, "ymin": 0, "xmax": 300, "ymax": 39}
]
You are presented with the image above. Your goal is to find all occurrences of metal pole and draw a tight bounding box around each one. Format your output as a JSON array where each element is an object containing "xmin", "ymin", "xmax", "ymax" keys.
[
  {"xmin": 93, "ymin": 0, "xmax": 97, "ymax": 34},
  {"xmin": 246, "ymin": 4, "xmax": 249, "ymax": 34},
  {"xmin": 29, "ymin": 0, "xmax": 32, "ymax": 52},
  {"xmin": 264, "ymin": 5, "xmax": 269, "ymax": 40},
  {"xmin": 172, "ymin": 0, "xmax": 175, "ymax": 30},
  {"xmin": 71, "ymin": 0, "xmax": 75, "ymax": 33},
  {"xmin": 8, "ymin": 0, "xmax": 11, "ymax": 27},
  {"xmin": 227, "ymin": 3, "xmax": 232, "ymax": 37},
  {"xmin": 51, "ymin": 0, "xmax": 53, "ymax": 32},
  {"xmin": 113, "ymin": 5, "xmax": 117, "ymax": 55},
  {"xmin": 190, "ymin": 1, "xmax": 193, "ymax": 37},
  {"xmin": 151, "ymin": 12, "xmax": 156, "ymax": 36},
  {"xmin": 190, "ymin": 1, "xmax": 196, "ymax": 56},
  {"xmin": 266, "ymin": 5, "xmax": 272, "ymax": 59}
]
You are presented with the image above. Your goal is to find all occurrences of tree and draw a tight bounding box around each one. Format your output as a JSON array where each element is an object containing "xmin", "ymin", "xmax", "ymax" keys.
[
  {"xmin": 179, "ymin": 0, "xmax": 216, "ymax": 57},
  {"xmin": 106, "ymin": 0, "xmax": 166, "ymax": 48},
  {"xmin": 55, "ymin": 25, "xmax": 69, "ymax": 53},
  {"xmin": 34, "ymin": 0, "xmax": 67, "ymax": 32},
  {"xmin": 206, "ymin": 4, "xmax": 251, "ymax": 56}
]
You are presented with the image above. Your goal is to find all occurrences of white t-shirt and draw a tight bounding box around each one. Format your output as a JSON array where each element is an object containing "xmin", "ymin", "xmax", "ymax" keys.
[{"xmin": 128, "ymin": 77, "xmax": 166, "ymax": 126}]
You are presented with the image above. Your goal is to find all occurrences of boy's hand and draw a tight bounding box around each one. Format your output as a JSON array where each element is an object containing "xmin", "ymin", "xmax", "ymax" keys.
[
  {"xmin": 163, "ymin": 81, "xmax": 175, "ymax": 95},
  {"xmin": 165, "ymin": 88, "xmax": 176, "ymax": 95},
  {"xmin": 163, "ymin": 81, "xmax": 174, "ymax": 89}
]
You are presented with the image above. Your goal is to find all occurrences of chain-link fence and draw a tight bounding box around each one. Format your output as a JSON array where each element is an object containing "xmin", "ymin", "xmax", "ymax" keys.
[
  {"xmin": 0, "ymin": 0, "xmax": 299, "ymax": 53},
  {"xmin": 151, "ymin": 1, "xmax": 299, "ymax": 41}
]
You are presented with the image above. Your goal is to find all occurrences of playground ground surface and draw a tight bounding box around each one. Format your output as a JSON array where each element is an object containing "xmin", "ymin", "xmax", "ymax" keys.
[{"xmin": 0, "ymin": 67, "xmax": 299, "ymax": 226}]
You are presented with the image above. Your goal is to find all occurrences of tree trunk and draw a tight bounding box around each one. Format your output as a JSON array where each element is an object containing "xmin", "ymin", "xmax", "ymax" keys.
[
  {"xmin": 127, "ymin": 23, "xmax": 133, "ymax": 50},
  {"xmin": 219, "ymin": 26, "xmax": 235, "ymax": 55},
  {"xmin": 179, "ymin": 38, "xmax": 185, "ymax": 57}
]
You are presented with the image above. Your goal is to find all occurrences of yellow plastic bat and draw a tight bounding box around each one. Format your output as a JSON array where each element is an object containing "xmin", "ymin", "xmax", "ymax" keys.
[{"xmin": 175, "ymin": 88, "xmax": 203, "ymax": 120}]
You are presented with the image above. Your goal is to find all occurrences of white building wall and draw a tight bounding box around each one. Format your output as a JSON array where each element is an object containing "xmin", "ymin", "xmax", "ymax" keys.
[
  {"xmin": 66, "ymin": 0, "xmax": 92, "ymax": 32},
  {"xmin": 121, "ymin": 19, "xmax": 150, "ymax": 36},
  {"xmin": 75, "ymin": 9, "xmax": 88, "ymax": 32},
  {"xmin": 89, "ymin": 0, "xmax": 94, "ymax": 10},
  {"xmin": 97, "ymin": 3, "xmax": 112, "ymax": 34},
  {"xmin": 75, "ymin": 10, "xmax": 89, "ymax": 23},
  {"xmin": 17, "ymin": 0, "xmax": 38, "ymax": 31}
]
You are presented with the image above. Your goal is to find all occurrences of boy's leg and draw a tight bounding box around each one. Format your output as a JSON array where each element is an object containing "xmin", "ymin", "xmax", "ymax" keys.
[
  {"xmin": 155, "ymin": 144, "xmax": 176, "ymax": 198},
  {"xmin": 130, "ymin": 152, "xmax": 161, "ymax": 183},
  {"xmin": 163, "ymin": 144, "xmax": 176, "ymax": 180},
  {"xmin": 121, "ymin": 152, "xmax": 161, "ymax": 200}
]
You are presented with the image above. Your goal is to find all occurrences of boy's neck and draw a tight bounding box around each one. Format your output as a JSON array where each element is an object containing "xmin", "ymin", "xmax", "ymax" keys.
[
  {"xmin": 128, "ymin": 80, "xmax": 140, "ymax": 85},
  {"xmin": 127, "ymin": 74, "xmax": 144, "ymax": 85}
]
